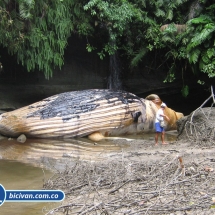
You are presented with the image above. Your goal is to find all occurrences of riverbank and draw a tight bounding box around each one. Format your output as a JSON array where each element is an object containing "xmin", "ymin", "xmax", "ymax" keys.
[{"xmin": 43, "ymin": 137, "xmax": 215, "ymax": 215}]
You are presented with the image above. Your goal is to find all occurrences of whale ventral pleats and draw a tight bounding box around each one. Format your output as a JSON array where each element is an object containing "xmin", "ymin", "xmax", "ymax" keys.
[{"xmin": 26, "ymin": 89, "xmax": 142, "ymax": 122}]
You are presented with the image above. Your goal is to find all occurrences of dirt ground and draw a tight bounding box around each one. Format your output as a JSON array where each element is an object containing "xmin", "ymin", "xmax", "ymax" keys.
[{"xmin": 43, "ymin": 136, "xmax": 215, "ymax": 215}]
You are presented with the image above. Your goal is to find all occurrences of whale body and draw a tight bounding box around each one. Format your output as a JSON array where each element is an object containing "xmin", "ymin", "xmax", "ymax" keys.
[{"xmin": 0, "ymin": 89, "xmax": 183, "ymax": 140}]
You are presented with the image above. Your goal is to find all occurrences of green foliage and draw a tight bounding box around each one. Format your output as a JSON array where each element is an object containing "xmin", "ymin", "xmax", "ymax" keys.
[
  {"xmin": 86, "ymin": 43, "xmax": 96, "ymax": 52},
  {"xmin": 185, "ymin": 14, "xmax": 215, "ymax": 79},
  {"xmin": 131, "ymin": 48, "xmax": 148, "ymax": 67},
  {"xmin": 181, "ymin": 85, "xmax": 189, "ymax": 97},
  {"xmin": 0, "ymin": 3, "xmax": 25, "ymax": 52},
  {"xmin": 163, "ymin": 63, "xmax": 176, "ymax": 83},
  {"xmin": 197, "ymin": 80, "xmax": 205, "ymax": 85},
  {"xmin": 19, "ymin": 0, "xmax": 35, "ymax": 19},
  {"xmin": 188, "ymin": 48, "xmax": 201, "ymax": 64},
  {"xmin": 0, "ymin": 0, "xmax": 76, "ymax": 78},
  {"xmin": 157, "ymin": 2, "xmax": 215, "ymax": 95},
  {"xmin": 128, "ymin": 0, "xmax": 188, "ymax": 69},
  {"xmin": 83, "ymin": 0, "xmax": 137, "ymax": 58},
  {"xmin": 0, "ymin": 0, "xmax": 215, "ymax": 89}
]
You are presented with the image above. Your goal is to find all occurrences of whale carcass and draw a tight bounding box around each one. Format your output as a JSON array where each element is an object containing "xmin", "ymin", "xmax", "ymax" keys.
[{"xmin": 0, "ymin": 89, "xmax": 183, "ymax": 141}]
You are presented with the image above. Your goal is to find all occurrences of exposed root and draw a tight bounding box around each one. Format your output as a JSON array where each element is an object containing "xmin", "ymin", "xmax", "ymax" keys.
[{"xmin": 178, "ymin": 86, "xmax": 215, "ymax": 146}]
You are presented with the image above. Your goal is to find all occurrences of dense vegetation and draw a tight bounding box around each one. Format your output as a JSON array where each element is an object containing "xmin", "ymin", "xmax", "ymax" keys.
[{"xmin": 0, "ymin": 0, "xmax": 214, "ymax": 94}]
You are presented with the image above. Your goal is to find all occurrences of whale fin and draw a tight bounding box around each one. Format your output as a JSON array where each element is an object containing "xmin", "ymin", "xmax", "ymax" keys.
[{"xmin": 88, "ymin": 131, "xmax": 133, "ymax": 142}]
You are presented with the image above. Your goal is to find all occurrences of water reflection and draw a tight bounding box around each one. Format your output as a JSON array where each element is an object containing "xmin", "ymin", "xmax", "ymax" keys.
[
  {"xmin": 0, "ymin": 137, "xmax": 131, "ymax": 214},
  {"xmin": 0, "ymin": 137, "xmax": 130, "ymax": 168},
  {"xmin": 0, "ymin": 132, "xmax": 177, "ymax": 169},
  {"xmin": 0, "ymin": 132, "xmax": 177, "ymax": 214}
]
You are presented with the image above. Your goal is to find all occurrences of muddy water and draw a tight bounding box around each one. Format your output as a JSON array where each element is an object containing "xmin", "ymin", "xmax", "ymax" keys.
[
  {"xmin": 0, "ymin": 137, "xmax": 131, "ymax": 169},
  {"xmin": 0, "ymin": 132, "xmax": 177, "ymax": 214},
  {"xmin": 0, "ymin": 136, "xmax": 132, "ymax": 214},
  {"xmin": 0, "ymin": 160, "xmax": 58, "ymax": 215},
  {"xmin": 0, "ymin": 133, "xmax": 177, "ymax": 168}
]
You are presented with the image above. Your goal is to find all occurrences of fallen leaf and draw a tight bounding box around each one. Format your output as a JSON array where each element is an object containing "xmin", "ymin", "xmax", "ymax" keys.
[
  {"xmin": 205, "ymin": 166, "xmax": 214, "ymax": 172},
  {"xmin": 200, "ymin": 192, "xmax": 206, "ymax": 195},
  {"xmin": 139, "ymin": 201, "xmax": 145, "ymax": 205}
]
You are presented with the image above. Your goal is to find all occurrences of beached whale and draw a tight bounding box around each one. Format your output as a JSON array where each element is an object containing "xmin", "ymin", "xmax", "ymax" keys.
[{"xmin": 0, "ymin": 89, "xmax": 183, "ymax": 141}]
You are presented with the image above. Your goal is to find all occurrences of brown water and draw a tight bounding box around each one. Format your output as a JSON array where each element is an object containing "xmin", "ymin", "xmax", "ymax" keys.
[
  {"xmin": 0, "ymin": 160, "xmax": 58, "ymax": 215},
  {"xmin": 0, "ymin": 132, "xmax": 177, "ymax": 214},
  {"xmin": 0, "ymin": 137, "xmax": 131, "ymax": 169}
]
